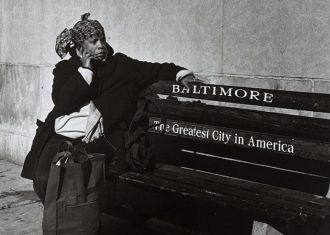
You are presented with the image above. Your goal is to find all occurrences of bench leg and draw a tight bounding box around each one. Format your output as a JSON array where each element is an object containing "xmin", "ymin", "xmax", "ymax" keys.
[{"xmin": 252, "ymin": 221, "xmax": 282, "ymax": 235}]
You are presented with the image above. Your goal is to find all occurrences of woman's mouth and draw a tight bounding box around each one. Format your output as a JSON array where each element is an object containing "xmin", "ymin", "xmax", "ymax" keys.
[{"xmin": 94, "ymin": 52, "xmax": 107, "ymax": 61}]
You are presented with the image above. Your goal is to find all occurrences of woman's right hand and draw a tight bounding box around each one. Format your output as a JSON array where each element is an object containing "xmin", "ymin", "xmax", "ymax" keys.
[{"xmin": 76, "ymin": 47, "xmax": 94, "ymax": 69}]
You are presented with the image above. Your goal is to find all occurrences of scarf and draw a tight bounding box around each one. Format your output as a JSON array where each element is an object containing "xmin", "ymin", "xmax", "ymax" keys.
[{"xmin": 55, "ymin": 13, "xmax": 106, "ymax": 59}]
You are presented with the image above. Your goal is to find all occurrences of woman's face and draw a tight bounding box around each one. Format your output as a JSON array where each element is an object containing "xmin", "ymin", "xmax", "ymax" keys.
[{"xmin": 81, "ymin": 37, "xmax": 108, "ymax": 61}]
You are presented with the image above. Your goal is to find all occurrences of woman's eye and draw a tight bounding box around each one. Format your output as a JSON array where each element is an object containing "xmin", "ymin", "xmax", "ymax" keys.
[{"xmin": 88, "ymin": 39, "xmax": 98, "ymax": 44}]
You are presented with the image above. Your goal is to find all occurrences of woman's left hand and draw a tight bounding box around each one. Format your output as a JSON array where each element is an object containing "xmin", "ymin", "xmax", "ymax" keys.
[{"xmin": 180, "ymin": 74, "xmax": 204, "ymax": 89}]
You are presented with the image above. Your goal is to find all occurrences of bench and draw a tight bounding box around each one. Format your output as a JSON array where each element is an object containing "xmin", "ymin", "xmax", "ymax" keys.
[{"xmin": 105, "ymin": 79, "xmax": 330, "ymax": 235}]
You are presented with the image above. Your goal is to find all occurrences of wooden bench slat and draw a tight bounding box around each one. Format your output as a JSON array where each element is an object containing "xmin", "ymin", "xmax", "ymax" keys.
[
  {"xmin": 149, "ymin": 117, "xmax": 330, "ymax": 162},
  {"xmin": 147, "ymin": 99, "xmax": 330, "ymax": 142},
  {"xmin": 149, "ymin": 133, "xmax": 330, "ymax": 179},
  {"xmin": 153, "ymin": 165, "xmax": 330, "ymax": 213},
  {"xmin": 147, "ymin": 81, "xmax": 330, "ymax": 112},
  {"xmin": 174, "ymin": 152, "xmax": 329, "ymax": 195}
]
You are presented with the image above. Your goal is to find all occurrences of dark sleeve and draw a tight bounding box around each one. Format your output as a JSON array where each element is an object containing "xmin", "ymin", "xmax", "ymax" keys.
[
  {"xmin": 51, "ymin": 60, "xmax": 93, "ymax": 114},
  {"xmin": 118, "ymin": 53, "xmax": 186, "ymax": 89}
]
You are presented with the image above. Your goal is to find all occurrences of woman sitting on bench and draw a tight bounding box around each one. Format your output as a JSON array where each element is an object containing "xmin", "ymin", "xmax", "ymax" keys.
[{"xmin": 21, "ymin": 13, "xmax": 197, "ymax": 204}]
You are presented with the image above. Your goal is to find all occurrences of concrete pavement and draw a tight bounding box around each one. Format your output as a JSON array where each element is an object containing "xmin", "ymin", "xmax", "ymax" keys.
[{"xmin": 0, "ymin": 159, "xmax": 42, "ymax": 235}]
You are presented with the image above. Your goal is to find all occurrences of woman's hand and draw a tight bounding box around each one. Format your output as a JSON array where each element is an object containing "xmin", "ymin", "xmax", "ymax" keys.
[
  {"xmin": 76, "ymin": 47, "xmax": 94, "ymax": 70},
  {"xmin": 180, "ymin": 74, "xmax": 204, "ymax": 89}
]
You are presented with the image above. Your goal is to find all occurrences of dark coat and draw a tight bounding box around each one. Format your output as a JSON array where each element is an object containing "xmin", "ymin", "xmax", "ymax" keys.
[{"xmin": 21, "ymin": 45, "xmax": 185, "ymax": 180}]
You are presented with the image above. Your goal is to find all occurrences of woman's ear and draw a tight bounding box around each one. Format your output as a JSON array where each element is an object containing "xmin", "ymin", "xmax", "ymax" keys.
[{"xmin": 68, "ymin": 45, "xmax": 79, "ymax": 58}]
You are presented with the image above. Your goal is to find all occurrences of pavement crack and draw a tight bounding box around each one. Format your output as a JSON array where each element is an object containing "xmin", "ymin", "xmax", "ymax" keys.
[{"xmin": 0, "ymin": 200, "xmax": 41, "ymax": 211}]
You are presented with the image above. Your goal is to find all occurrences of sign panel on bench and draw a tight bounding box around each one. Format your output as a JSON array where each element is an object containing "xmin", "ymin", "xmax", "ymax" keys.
[{"xmin": 149, "ymin": 117, "xmax": 330, "ymax": 161}]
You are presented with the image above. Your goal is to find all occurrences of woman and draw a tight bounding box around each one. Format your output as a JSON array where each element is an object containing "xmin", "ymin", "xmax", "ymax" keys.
[{"xmin": 21, "ymin": 13, "xmax": 198, "ymax": 204}]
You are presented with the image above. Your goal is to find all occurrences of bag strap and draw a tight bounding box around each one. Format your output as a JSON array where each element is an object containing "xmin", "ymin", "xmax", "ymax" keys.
[{"xmin": 103, "ymin": 135, "xmax": 118, "ymax": 155}]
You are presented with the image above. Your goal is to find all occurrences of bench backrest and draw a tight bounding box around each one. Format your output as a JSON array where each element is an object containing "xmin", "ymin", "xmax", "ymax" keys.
[{"xmin": 144, "ymin": 80, "xmax": 330, "ymax": 196}]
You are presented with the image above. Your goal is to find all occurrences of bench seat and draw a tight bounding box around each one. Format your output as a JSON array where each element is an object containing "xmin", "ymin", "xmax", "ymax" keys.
[{"xmin": 119, "ymin": 164, "xmax": 330, "ymax": 223}]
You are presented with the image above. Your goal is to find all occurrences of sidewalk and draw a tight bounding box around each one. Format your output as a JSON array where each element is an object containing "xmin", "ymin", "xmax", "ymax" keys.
[
  {"xmin": 0, "ymin": 159, "xmax": 42, "ymax": 235},
  {"xmin": 0, "ymin": 159, "xmax": 147, "ymax": 235}
]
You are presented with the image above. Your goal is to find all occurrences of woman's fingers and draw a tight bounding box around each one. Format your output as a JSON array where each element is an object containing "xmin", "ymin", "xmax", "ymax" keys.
[
  {"xmin": 82, "ymin": 49, "xmax": 93, "ymax": 59},
  {"xmin": 76, "ymin": 47, "xmax": 83, "ymax": 58}
]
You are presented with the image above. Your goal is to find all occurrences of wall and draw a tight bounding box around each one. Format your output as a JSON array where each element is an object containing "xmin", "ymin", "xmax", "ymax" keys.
[{"xmin": 1, "ymin": 0, "xmax": 330, "ymax": 164}]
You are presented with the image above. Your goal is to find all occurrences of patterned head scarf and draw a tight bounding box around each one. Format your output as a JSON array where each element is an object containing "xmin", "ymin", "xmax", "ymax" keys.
[{"xmin": 55, "ymin": 13, "xmax": 106, "ymax": 58}]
